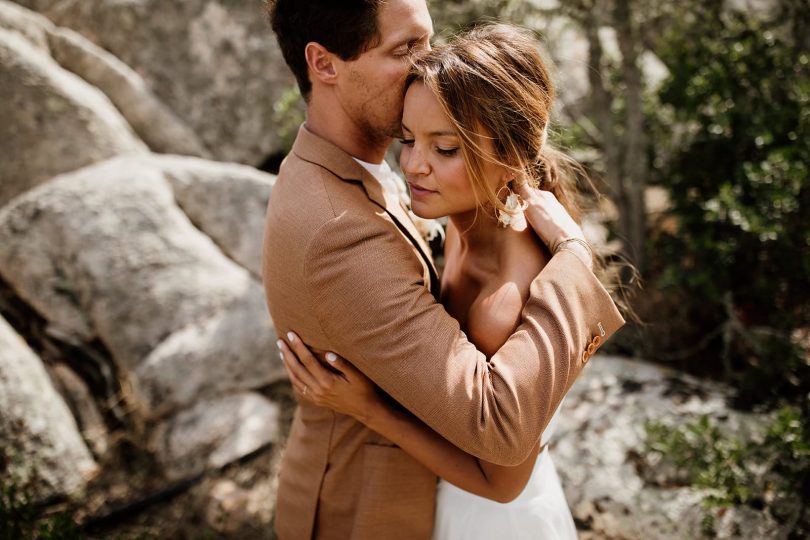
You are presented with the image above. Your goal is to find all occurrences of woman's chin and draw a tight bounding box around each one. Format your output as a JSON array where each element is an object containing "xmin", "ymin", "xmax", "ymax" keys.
[{"xmin": 410, "ymin": 203, "xmax": 442, "ymax": 220}]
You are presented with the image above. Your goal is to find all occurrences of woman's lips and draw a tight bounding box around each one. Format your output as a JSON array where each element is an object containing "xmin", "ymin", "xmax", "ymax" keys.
[{"xmin": 408, "ymin": 182, "xmax": 437, "ymax": 197}]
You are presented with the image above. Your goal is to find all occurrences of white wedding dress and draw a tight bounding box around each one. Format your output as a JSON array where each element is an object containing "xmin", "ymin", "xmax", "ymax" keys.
[{"xmin": 432, "ymin": 401, "xmax": 578, "ymax": 539}]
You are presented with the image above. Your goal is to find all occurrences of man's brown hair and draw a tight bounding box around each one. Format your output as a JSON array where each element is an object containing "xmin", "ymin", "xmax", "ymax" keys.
[{"xmin": 265, "ymin": 0, "xmax": 385, "ymax": 100}]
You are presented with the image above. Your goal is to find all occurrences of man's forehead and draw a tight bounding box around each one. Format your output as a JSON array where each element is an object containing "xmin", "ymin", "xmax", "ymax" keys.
[{"xmin": 377, "ymin": 0, "xmax": 433, "ymax": 44}]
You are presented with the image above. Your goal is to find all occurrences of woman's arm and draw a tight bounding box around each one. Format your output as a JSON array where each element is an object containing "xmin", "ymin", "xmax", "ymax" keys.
[
  {"xmin": 365, "ymin": 399, "xmax": 542, "ymax": 503},
  {"xmin": 278, "ymin": 336, "xmax": 540, "ymax": 503}
]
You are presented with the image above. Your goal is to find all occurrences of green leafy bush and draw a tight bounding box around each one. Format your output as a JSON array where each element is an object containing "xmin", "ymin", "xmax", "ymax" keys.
[
  {"xmin": 645, "ymin": 406, "xmax": 809, "ymax": 535},
  {"xmin": 0, "ymin": 478, "xmax": 82, "ymax": 540},
  {"xmin": 648, "ymin": 6, "xmax": 809, "ymax": 406}
]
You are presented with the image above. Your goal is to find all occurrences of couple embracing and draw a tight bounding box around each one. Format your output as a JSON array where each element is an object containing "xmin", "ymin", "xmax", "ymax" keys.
[{"xmin": 261, "ymin": 1, "xmax": 626, "ymax": 539}]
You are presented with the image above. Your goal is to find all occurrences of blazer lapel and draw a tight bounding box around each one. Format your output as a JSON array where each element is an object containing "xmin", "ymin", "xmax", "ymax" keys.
[
  {"xmin": 291, "ymin": 125, "xmax": 440, "ymax": 295},
  {"xmin": 380, "ymin": 187, "xmax": 439, "ymax": 277}
]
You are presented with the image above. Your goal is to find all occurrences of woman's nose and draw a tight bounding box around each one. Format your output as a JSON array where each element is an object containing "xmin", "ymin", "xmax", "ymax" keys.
[{"xmin": 401, "ymin": 144, "xmax": 430, "ymax": 176}]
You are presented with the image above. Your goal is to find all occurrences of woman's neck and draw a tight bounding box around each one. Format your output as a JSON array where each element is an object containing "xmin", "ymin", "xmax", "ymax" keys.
[{"xmin": 449, "ymin": 208, "xmax": 510, "ymax": 266}]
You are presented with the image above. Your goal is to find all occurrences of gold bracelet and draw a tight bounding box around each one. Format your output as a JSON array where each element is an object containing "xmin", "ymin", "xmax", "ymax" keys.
[
  {"xmin": 552, "ymin": 237, "xmax": 594, "ymax": 260},
  {"xmin": 557, "ymin": 247, "xmax": 594, "ymax": 270}
]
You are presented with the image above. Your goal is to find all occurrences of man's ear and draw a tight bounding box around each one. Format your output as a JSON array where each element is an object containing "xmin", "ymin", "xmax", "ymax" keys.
[{"xmin": 305, "ymin": 42, "xmax": 337, "ymax": 86}]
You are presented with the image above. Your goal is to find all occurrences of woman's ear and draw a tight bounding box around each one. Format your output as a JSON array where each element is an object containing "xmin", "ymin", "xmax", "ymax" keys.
[
  {"xmin": 305, "ymin": 42, "xmax": 337, "ymax": 86},
  {"xmin": 502, "ymin": 166, "xmax": 523, "ymax": 190}
]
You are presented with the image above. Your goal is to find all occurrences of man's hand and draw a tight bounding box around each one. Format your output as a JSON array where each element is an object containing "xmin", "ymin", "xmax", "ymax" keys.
[{"xmin": 516, "ymin": 183, "xmax": 593, "ymax": 270}]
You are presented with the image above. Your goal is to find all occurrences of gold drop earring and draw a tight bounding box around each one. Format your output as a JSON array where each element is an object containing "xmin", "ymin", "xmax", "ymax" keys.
[{"xmin": 495, "ymin": 182, "xmax": 528, "ymax": 228}]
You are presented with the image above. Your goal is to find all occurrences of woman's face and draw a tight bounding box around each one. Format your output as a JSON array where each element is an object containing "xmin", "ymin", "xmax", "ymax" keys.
[{"xmin": 399, "ymin": 82, "xmax": 508, "ymax": 220}]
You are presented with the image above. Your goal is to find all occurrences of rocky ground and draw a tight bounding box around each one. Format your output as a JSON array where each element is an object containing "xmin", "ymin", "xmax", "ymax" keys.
[{"xmin": 74, "ymin": 382, "xmax": 296, "ymax": 540}]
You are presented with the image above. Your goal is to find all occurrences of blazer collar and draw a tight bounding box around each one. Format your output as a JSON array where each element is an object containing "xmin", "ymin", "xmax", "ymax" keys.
[
  {"xmin": 291, "ymin": 124, "xmax": 388, "ymax": 209},
  {"xmin": 291, "ymin": 124, "xmax": 439, "ymax": 285}
]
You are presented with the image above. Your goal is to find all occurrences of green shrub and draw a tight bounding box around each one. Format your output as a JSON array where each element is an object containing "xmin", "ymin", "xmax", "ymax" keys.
[
  {"xmin": 648, "ymin": 5, "xmax": 809, "ymax": 406},
  {"xmin": 645, "ymin": 406, "xmax": 809, "ymax": 536},
  {"xmin": 0, "ymin": 478, "xmax": 83, "ymax": 540}
]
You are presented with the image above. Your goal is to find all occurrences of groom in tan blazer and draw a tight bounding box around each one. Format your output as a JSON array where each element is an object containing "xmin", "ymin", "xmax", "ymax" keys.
[{"xmin": 262, "ymin": 1, "xmax": 625, "ymax": 539}]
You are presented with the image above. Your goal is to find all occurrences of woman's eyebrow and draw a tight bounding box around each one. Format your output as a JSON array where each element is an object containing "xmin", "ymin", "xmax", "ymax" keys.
[{"xmin": 400, "ymin": 124, "xmax": 457, "ymax": 137}]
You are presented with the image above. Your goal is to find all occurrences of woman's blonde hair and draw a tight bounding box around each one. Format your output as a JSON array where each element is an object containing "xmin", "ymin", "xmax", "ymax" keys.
[
  {"xmin": 407, "ymin": 23, "xmax": 641, "ymax": 324},
  {"xmin": 406, "ymin": 23, "xmax": 583, "ymax": 222}
]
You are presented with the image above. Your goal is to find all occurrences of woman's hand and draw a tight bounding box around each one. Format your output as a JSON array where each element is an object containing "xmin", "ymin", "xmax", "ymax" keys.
[
  {"xmin": 515, "ymin": 183, "xmax": 593, "ymax": 270},
  {"xmin": 277, "ymin": 333, "xmax": 381, "ymax": 424}
]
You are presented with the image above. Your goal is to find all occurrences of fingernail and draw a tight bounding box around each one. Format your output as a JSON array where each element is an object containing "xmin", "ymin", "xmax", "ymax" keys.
[
  {"xmin": 326, "ymin": 352, "xmax": 337, "ymax": 363},
  {"xmin": 278, "ymin": 351, "xmax": 284, "ymax": 361},
  {"xmin": 276, "ymin": 339, "xmax": 284, "ymax": 350},
  {"xmin": 287, "ymin": 332, "xmax": 296, "ymax": 342}
]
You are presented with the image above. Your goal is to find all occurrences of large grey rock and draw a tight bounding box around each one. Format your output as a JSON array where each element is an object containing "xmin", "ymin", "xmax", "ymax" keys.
[
  {"xmin": 0, "ymin": 315, "xmax": 97, "ymax": 502},
  {"xmin": 0, "ymin": 27, "xmax": 146, "ymax": 207},
  {"xmin": 0, "ymin": 0, "xmax": 49, "ymax": 50},
  {"xmin": 0, "ymin": 155, "xmax": 284, "ymax": 418},
  {"xmin": 134, "ymin": 290, "xmax": 285, "ymax": 417},
  {"xmin": 47, "ymin": 28, "xmax": 210, "ymax": 158},
  {"xmin": 49, "ymin": 363, "xmax": 109, "ymax": 459},
  {"xmin": 18, "ymin": 0, "xmax": 297, "ymax": 166},
  {"xmin": 154, "ymin": 392, "xmax": 281, "ymax": 480},
  {"xmin": 159, "ymin": 154, "xmax": 275, "ymax": 277},
  {"xmin": 555, "ymin": 356, "xmax": 782, "ymax": 539},
  {"xmin": 0, "ymin": 1, "xmax": 207, "ymax": 159}
]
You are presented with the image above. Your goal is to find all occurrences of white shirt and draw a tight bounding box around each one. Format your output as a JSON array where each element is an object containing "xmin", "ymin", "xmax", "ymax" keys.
[{"xmin": 353, "ymin": 158, "xmax": 407, "ymax": 200}]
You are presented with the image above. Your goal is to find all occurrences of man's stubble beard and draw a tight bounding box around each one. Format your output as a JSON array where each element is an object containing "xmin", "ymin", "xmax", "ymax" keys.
[
  {"xmin": 354, "ymin": 78, "xmax": 406, "ymax": 147},
  {"xmin": 358, "ymin": 104, "xmax": 403, "ymax": 149}
]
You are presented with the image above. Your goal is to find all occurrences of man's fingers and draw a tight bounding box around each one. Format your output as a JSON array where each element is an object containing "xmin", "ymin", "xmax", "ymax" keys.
[
  {"xmin": 286, "ymin": 332, "xmax": 335, "ymax": 388},
  {"xmin": 517, "ymin": 185, "xmax": 584, "ymax": 250},
  {"xmin": 515, "ymin": 181, "xmax": 535, "ymax": 201}
]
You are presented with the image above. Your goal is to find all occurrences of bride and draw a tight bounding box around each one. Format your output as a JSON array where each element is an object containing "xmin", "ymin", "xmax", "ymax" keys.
[{"xmin": 279, "ymin": 23, "xmax": 596, "ymax": 539}]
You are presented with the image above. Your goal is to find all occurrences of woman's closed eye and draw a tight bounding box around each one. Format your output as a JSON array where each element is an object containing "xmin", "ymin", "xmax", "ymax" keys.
[
  {"xmin": 436, "ymin": 146, "xmax": 458, "ymax": 157},
  {"xmin": 399, "ymin": 138, "xmax": 415, "ymax": 147}
]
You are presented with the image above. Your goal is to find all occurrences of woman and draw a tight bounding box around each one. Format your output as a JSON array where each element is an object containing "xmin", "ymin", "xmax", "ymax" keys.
[{"xmin": 280, "ymin": 23, "xmax": 594, "ymax": 539}]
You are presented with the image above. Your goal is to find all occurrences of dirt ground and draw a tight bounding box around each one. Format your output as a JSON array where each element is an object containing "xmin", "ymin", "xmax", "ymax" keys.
[
  {"xmin": 71, "ymin": 382, "xmax": 297, "ymax": 540},
  {"xmin": 54, "ymin": 379, "xmax": 598, "ymax": 539}
]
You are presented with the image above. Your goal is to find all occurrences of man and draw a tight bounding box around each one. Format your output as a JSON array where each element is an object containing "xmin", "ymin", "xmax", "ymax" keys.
[{"xmin": 261, "ymin": 1, "xmax": 625, "ymax": 539}]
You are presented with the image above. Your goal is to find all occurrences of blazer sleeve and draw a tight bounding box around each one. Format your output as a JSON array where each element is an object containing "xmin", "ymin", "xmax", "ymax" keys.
[{"xmin": 304, "ymin": 212, "xmax": 625, "ymax": 466}]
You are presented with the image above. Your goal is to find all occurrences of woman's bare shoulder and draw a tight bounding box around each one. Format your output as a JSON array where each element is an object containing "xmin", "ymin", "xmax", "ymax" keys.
[
  {"xmin": 466, "ymin": 233, "xmax": 550, "ymax": 357},
  {"xmin": 466, "ymin": 281, "xmax": 525, "ymax": 357}
]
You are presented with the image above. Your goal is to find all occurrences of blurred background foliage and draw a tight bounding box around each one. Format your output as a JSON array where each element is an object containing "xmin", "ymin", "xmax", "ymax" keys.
[
  {"xmin": 649, "ymin": 4, "xmax": 808, "ymax": 407},
  {"xmin": 426, "ymin": 0, "xmax": 809, "ymax": 408},
  {"xmin": 424, "ymin": 0, "xmax": 810, "ymax": 533}
]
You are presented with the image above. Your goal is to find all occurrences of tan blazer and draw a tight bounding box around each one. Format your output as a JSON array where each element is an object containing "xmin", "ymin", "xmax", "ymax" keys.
[{"xmin": 262, "ymin": 125, "xmax": 625, "ymax": 540}]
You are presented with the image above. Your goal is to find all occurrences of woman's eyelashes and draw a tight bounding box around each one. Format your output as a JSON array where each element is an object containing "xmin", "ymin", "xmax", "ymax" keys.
[{"xmin": 398, "ymin": 138, "xmax": 458, "ymax": 157}]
